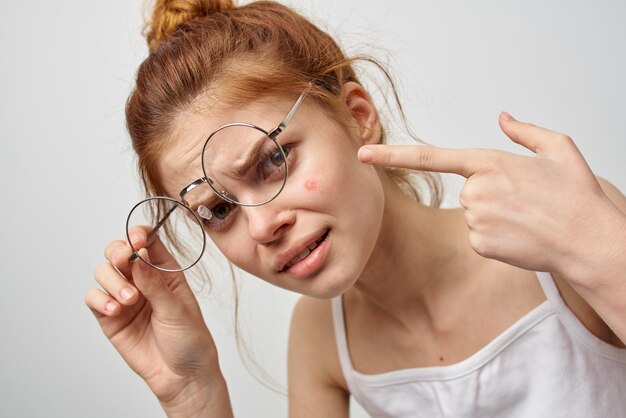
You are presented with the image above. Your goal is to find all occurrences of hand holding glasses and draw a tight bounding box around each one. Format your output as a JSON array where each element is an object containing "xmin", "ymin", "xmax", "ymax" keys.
[{"xmin": 125, "ymin": 83, "xmax": 313, "ymax": 272}]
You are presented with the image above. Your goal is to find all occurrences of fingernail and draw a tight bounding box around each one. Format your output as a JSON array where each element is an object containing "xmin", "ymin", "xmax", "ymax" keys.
[
  {"xmin": 105, "ymin": 301, "xmax": 118, "ymax": 313},
  {"xmin": 129, "ymin": 233, "xmax": 142, "ymax": 246},
  {"xmin": 500, "ymin": 111, "xmax": 515, "ymax": 121},
  {"xmin": 358, "ymin": 147, "xmax": 374, "ymax": 163},
  {"xmin": 120, "ymin": 287, "xmax": 135, "ymax": 300}
]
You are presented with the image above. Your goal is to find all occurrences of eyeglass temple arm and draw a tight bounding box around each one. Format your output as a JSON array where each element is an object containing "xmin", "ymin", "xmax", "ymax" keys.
[
  {"xmin": 131, "ymin": 177, "xmax": 209, "ymax": 254},
  {"xmin": 179, "ymin": 177, "xmax": 211, "ymax": 205},
  {"xmin": 130, "ymin": 81, "xmax": 314, "ymax": 262},
  {"xmin": 129, "ymin": 176, "xmax": 211, "ymax": 263},
  {"xmin": 269, "ymin": 82, "xmax": 313, "ymax": 139},
  {"xmin": 129, "ymin": 203, "xmax": 177, "ymax": 262}
]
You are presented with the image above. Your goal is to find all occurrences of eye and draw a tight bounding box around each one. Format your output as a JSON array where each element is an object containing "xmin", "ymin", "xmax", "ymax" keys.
[
  {"xmin": 258, "ymin": 145, "xmax": 291, "ymax": 180},
  {"xmin": 212, "ymin": 202, "xmax": 234, "ymax": 220},
  {"xmin": 196, "ymin": 201, "xmax": 237, "ymax": 229},
  {"xmin": 269, "ymin": 147, "xmax": 288, "ymax": 166}
]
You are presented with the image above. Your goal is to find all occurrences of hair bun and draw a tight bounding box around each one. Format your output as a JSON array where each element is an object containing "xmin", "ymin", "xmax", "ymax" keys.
[{"xmin": 144, "ymin": 0, "xmax": 236, "ymax": 52}]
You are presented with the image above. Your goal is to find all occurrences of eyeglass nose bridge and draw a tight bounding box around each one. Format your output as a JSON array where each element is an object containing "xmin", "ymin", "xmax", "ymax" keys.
[
  {"xmin": 179, "ymin": 176, "xmax": 237, "ymax": 207},
  {"xmin": 180, "ymin": 169, "xmax": 288, "ymax": 208},
  {"xmin": 179, "ymin": 177, "xmax": 212, "ymax": 206}
]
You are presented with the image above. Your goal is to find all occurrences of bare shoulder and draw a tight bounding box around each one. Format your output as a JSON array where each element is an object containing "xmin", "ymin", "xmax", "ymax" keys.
[
  {"xmin": 290, "ymin": 296, "xmax": 335, "ymax": 339},
  {"xmin": 288, "ymin": 296, "xmax": 349, "ymax": 417},
  {"xmin": 289, "ymin": 296, "xmax": 346, "ymax": 387}
]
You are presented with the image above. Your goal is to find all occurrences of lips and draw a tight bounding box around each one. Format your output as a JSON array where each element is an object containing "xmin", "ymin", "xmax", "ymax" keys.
[{"xmin": 277, "ymin": 229, "xmax": 330, "ymax": 272}]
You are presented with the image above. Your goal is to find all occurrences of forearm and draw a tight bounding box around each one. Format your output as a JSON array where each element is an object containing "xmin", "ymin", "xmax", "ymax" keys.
[
  {"xmin": 556, "ymin": 201, "xmax": 626, "ymax": 342},
  {"xmin": 161, "ymin": 372, "xmax": 234, "ymax": 418}
]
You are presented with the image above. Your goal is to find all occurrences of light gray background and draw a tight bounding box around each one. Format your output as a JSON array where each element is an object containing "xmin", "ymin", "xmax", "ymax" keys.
[{"xmin": 1, "ymin": 1, "xmax": 624, "ymax": 417}]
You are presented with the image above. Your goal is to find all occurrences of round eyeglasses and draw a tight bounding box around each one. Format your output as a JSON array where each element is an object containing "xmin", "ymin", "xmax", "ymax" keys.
[{"xmin": 126, "ymin": 83, "xmax": 312, "ymax": 272}]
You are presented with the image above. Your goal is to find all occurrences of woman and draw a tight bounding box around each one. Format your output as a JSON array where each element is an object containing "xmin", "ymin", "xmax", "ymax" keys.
[{"xmin": 86, "ymin": 0, "xmax": 626, "ymax": 416}]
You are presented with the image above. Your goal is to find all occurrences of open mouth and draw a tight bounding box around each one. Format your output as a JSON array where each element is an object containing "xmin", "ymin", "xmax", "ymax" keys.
[{"xmin": 281, "ymin": 229, "xmax": 330, "ymax": 272}]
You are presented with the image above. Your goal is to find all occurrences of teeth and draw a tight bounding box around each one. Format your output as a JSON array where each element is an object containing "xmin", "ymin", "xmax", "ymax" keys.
[
  {"xmin": 287, "ymin": 248, "xmax": 310, "ymax": 267},
  {"xmin": 283, "ymin": 232, "xmax": 328, "ymax": 270},
  {"xmin": 298, "ymin": 248, "xmax": 311, "ymax": 261}
]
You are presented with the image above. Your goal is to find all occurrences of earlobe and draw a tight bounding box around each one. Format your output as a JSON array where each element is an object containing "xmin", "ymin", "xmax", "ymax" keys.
[{"xmin": 342, "ymin": 82, "xmax": 382, "ymax": 145}]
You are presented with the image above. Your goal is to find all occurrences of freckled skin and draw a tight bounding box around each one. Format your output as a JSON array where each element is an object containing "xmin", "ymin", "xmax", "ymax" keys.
[{"xmin": 304, "ymin": 178, "xmax": 317, "ymax": 192}]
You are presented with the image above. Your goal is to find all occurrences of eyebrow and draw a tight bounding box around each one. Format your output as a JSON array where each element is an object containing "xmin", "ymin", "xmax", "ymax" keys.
[{"xmin": 231, "ymin": 133, "xmax": 269, "ymax": 178}]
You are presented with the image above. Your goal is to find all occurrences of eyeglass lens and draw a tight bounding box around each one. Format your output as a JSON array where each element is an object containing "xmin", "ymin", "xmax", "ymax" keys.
[
  {"xmin": 126, "ymin": 197, "xmax": 206, "ymax": 272},
  {"xmin": 201, "ymin": 124, "xmax": 288, "ymax": 206}
]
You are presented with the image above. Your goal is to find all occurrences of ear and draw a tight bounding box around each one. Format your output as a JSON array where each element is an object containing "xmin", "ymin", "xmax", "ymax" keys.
[{"xmin": 341, "ymin": 82, "xmax": 382, "ymax": 145}]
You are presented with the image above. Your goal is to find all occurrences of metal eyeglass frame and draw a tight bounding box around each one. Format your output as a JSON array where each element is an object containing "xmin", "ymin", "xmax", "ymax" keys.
[{"xmin": 126, "ymin": 82, "xmax": 313, "ymax": 272}]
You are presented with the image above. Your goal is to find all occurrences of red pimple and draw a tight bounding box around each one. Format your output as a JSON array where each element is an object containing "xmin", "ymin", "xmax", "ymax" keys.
[{"xmin": 304, "ymin": 179, "xmax": 317, "ymax": 191}]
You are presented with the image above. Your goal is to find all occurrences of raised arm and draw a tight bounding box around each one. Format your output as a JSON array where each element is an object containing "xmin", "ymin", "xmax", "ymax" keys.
[
  {"xmin": 358, "ymin": 112, "xmax": 626, "ymax": 343},
  {"xmin": 86, "ymin": 227, "xmax": 234, "ymax": 417},
  {"xmin": 559, "ymin": 176, "xmax": 626, "ymax": 343}
]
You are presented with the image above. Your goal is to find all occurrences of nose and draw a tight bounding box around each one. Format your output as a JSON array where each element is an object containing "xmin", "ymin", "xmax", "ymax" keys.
[{"xmin": 243, "ymin": 203, "xmax": 295, "ymax": 245}]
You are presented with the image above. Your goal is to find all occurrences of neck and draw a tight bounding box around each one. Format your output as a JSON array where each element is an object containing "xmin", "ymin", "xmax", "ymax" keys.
[{"xmin": 352, "ymin": 172, "xmax": 480, "ymax": 326}]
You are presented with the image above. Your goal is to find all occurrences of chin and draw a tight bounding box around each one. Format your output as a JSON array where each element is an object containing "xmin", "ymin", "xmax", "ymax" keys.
[{"xmin": 301, "ymin": 269, "xmax": 360, "ymax": 300}]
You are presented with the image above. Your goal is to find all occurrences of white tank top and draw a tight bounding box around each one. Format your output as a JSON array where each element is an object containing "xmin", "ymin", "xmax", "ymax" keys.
[{"xmin": 331, "ymin": 272, "xmax": 626, "ymax": 417}]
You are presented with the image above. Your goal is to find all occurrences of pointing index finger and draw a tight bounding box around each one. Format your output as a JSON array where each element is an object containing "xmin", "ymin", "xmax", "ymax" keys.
[{"xmin": 358, "ymin": 144, "xmax": 476, "ymax": 177}]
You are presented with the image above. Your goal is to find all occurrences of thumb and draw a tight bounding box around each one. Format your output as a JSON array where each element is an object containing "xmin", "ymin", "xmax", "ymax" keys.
[
  {"xmin": 131, "ymin": 248, "xmax": 181, "ymax": 316},
  {"xmin": 498, "ymin": 111, "xmax": 579, "ymax": 161},
  {"xmin": 498, "ymin": 112, "xmax": 547, "ymax": 154}
]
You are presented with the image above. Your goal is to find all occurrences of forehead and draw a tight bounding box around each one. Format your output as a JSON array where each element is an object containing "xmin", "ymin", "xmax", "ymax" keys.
[{"xmin": 157, "ymin": 96, "xmax": 295, "ymax": 197}]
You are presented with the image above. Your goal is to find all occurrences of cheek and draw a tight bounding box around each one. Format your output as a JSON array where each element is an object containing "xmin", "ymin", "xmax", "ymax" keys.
[
  {"xmin": 207, "ymin": 225, "xmax": 253, "ymax": 270},
  {"xmin": 303, "ymin": 178, "xmax": 317, "ymax": 192}
]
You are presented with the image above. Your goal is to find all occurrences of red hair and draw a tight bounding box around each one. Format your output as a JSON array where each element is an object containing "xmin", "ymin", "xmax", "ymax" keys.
[
  {"xmin": 129, "ymin": 1, "xmax": 360, "ymax": 195},
  {"xmin": 126, "ymin": 0, "xmax": 443, "ymax": 390},
  {"xmin": 128, "ymin": 0, "xmax": 441, "ymax": 204}
]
